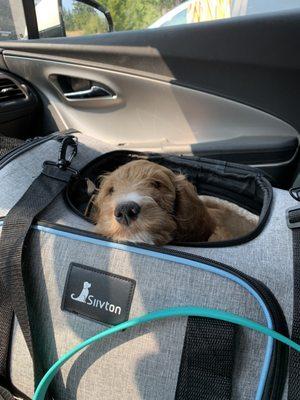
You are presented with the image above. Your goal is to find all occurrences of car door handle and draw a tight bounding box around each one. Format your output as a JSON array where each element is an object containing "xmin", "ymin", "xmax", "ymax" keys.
[{"xmin": 64, "ymin": 85, "xmax": 115, "ymax": 100}]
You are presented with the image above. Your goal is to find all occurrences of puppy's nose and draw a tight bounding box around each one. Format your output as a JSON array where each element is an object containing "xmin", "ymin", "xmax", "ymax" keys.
[{"xmin": 114, "ymin": 202, "xmax": 141, "ymax": 225}]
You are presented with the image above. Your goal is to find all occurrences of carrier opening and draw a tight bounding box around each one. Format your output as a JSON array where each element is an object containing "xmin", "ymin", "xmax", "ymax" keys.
[{"xmin": 65, "ymin": 150, "xmax": 273, "ymax": 247}]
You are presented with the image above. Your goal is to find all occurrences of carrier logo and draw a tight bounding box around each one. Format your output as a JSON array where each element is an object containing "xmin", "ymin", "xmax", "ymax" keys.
[
  {"xmin": 71, "ymin": 281, "xmax": 121, "ymax": 315},
  {"xmin": 62, "ymin": 263, "xmax": 135, "ymax": 325},
  {"xmin": 71, "ymin": 281, "xmax": 91, "ymax": 303}
]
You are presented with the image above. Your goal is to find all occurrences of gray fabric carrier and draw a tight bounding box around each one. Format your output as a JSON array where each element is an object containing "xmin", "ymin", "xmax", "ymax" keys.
[{"xmin": 0, "ymin": 132, "xmax": 297, "ymax": 400}]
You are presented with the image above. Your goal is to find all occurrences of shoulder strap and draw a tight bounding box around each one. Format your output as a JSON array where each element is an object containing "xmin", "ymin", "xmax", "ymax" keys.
[
  {"xmin": 0, "ymin": 136, "xmax": 78, "ymax": 397},
  {"xmin": 286, "ymin": 200, "xmax": 300, "ymax": 399}
]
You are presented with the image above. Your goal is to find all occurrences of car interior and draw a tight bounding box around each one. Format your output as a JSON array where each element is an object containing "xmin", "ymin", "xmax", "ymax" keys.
[
  {"xmin": 0, "ymin": 7, "xmax": 299, "ymax": 188},
  {"xmin": 0, "ymin": 3, "xmax": 300, "ymax": 399}
]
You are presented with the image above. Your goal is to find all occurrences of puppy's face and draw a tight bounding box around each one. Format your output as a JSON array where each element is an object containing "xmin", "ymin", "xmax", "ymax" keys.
[{"xmin": 93, "ymin": 160, "xmax": 178, "ymax": 245}]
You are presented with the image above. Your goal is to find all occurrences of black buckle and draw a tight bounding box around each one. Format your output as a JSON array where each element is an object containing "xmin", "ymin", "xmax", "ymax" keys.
[
  {"xmin": 289, "ymin": 187, "xmax": 300, "ymax": 202},
  {"xmin": 286, "ymin": 207, "xmax": 300, "ymax": 229},
  {"xmin": 43, "ymin": 135, "xmax": 78, "ymax": 176},
  {"xmin": 57, "ymin": 135, "xmax": 78, "ymax": 170},
  {"xmin": 43, "ymin": 160, "xmax": 78, "ymax": 176}
]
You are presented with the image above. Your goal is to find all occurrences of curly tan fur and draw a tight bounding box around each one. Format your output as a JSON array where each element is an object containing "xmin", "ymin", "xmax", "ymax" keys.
[{"xmin": 91, "ymin": 160, "xmax": 220, "ymax": 245}]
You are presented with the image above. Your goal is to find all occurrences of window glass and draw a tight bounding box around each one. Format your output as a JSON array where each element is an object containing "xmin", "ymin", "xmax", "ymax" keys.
[
  {"xmin": 156, "ymin": 10, "xmax": 188, "ymax": 28},
  {"xmin": 1, "ymin": 0, "xmax": 300, "ymax": 40},
  {"xmin": 35, "ymin": 0, "xmax": 63, "ymax": 38},
  {"xmin": 62, "ymin": 2, "xmax": 108, "ymax": 37},
  {"xmin": 35, "ymin": 0, "xmax": 109, "ymax": 38},
  {"xmin": 0, "ymin": 0, "xmax": 26, "ymax": 40},
  {"xmin": 105, "ymin": 0, "xmax": 300, "ymax": 31}
]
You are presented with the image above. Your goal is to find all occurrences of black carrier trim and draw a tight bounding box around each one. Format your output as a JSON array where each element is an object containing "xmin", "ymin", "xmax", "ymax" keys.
[{"xmin": 65, "ymin": 149, "xmax": 273, "ymax": 247}]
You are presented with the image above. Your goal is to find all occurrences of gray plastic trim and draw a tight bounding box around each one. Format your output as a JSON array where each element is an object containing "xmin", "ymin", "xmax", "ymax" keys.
[{"xmin": 4, "ymin": 54, "xmax": 297, "ymax": 147}]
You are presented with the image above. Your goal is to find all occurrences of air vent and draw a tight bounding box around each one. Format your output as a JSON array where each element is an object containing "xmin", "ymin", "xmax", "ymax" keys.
[{"xmin": 0, "ymin": 78, "xmax": 26, "ymax": 103}]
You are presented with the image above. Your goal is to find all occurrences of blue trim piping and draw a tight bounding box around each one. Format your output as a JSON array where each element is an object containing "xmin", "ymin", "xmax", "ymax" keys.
[{"xmin": 0, "ymin": 221, "xmax": 273, "ymax": 400}]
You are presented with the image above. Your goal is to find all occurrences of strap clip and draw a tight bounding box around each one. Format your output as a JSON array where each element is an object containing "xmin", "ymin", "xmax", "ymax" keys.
[
  {"xmin": 286, "ymin": 207, "xmax": 300, "ymax": 229},
  {"xmin": 57, "ymin": 135, "xmax": 78, "ymax": 170},
  {"xmin": 289, "ymin": 187, "xmax": 300, "ymax": 202},
  {"xmin": 43, "ymin": 135, "xmax": 78, "ymax": 178}
]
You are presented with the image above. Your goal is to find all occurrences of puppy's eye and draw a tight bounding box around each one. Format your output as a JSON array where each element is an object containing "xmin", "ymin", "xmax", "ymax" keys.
[
  {"xmin": 107, "ymin": 187, "xmax": 114, "ymax": 195},
  {"xmin": 151, "ymin": 180, "xmax": 161, "ymax": 189}
]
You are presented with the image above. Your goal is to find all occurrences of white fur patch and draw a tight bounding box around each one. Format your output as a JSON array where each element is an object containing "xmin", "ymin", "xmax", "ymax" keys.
[
  {"xmin": 114, "ymin": 192, "xmax": 156, "ymax": 244},
  {"xmin": 117, "ymin": 192, "xmax": 156, "ymax": 206},
  {"xmin": 129, "ymin": 232, "xmax": 154, "ymax": 245}
]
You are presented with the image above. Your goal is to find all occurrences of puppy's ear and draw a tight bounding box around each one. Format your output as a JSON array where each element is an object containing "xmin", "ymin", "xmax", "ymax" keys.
[
  {"xmin": 85, "ymin": 175, "xmax": 106, "ymax": 221},
  {"xmin": 85, "ymin": 193, "xmax": 98, "ymax": 219},
  {"xmin": 173, "ymin": 174, "xmax": 215, "ymax": 242},
  {"xmin": 86, "ymin": 178, "xmax": 96, "ymax": 195}
]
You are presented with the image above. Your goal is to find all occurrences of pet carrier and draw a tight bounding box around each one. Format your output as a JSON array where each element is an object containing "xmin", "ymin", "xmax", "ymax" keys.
[{"xmin": 0, "ymin": 130, "xmax": 299, "ymax": 400}]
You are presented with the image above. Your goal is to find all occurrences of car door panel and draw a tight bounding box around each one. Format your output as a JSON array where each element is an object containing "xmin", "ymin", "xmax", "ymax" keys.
[
  {"xmin": 3, "ymin": 55, "xmax": 297, "ymax": 147},
  {"xmin": 0, "ymin": 10, "xmax": 299, "ymax": 128},
  {"xmin": 0, "ymin": 10, "xmax": 299, "ymax": 188}
]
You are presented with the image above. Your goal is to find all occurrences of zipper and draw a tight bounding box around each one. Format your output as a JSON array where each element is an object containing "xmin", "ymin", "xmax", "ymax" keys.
[
  {"xmin": 0, "ymin": 129, "xmax": 79, "ymax": 170},
  {"xmin": 20, "ymin": 218, "xmax": 289, "ymax": 400}
]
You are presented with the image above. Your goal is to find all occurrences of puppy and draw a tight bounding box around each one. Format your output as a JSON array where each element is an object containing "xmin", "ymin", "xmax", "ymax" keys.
[{"xmin": 90, "ymin": 159, "xmax": 231, "ymax": 245}]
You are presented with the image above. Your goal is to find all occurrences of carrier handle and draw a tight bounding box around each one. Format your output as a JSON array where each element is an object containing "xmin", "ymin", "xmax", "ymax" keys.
[{"xmin": 33, "ymin": 306, "xmax": 300, "ymax": 400}]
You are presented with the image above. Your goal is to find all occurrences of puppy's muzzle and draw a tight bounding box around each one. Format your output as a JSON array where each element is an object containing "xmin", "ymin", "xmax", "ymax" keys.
[{"xmin": 114, "ymin": 201, "xmax": 141, "ymax": 226}]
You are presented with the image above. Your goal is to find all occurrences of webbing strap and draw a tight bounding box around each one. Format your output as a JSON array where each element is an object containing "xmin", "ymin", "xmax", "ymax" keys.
[
  {"xmin": 0, "ymin": 386, "xmax": 15, "ymax": 400},
  {"xmin": 0, "ymin": 137, "xmax": 77, "ymax": 396},
  {"xmin": 175, "ymin": 316, "xmax": 236, "ymax": 400},
  {"xmin": 287, "ymin": 207, "xmax": 300, "ymax": 399}
]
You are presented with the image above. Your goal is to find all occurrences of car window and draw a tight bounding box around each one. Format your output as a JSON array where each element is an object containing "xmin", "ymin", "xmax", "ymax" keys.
[
  {"xmin": 1, "ymin": 0, "xmax": 300, "ymax": 40},
  {"xmin": 148, "ymin": 0, "xmax": 300, "ymax": 30},
  {"xmin": 159, "ymin": 9, "xmax": 188, "ymax": 28},
  {"xmin": 0, "ymin": 0, "xmax": 26, "ymax": 40}
]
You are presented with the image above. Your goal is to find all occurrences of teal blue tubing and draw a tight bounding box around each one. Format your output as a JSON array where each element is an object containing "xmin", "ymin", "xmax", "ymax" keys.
[{"xmin": 33, "ymin": 306, "xmax": 300, "ymax": 400}]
